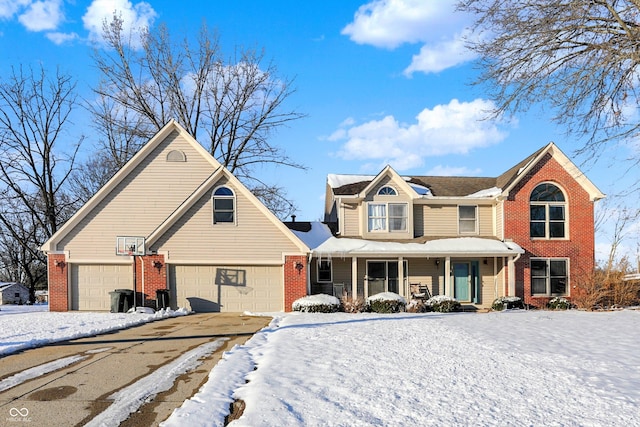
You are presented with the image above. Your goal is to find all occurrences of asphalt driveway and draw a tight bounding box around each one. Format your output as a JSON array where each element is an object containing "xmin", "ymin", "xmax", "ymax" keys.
[{"xmin": 0, "ymin": 313, "xmax": 271, "ymax": 426}]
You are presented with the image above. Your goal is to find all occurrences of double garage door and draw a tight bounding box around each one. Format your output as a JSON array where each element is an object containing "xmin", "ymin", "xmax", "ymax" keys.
[
  {"xmin": 71, "ymin": 264, "xmax": 133, "ymax": 311},
  {"xmin": 170, "ymin": 265, "xmax": 283, "ymax": 312},
  {"xmin": 71, "ymin": 263, "xmax": 283, "ymax": 312}
]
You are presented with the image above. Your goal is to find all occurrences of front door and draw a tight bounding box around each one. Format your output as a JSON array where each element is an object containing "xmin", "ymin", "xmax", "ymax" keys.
[
  {"xmin": 367, "ymin": 261, "xmax": 386, "ymax": 295},
  {"xmin": 453, "ymin": 262, "xmax": 471, "ymax": 301}
]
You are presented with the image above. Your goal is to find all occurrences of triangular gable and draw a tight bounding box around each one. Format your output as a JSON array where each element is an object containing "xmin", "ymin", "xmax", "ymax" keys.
[
  {"xmin": 146, "ymin": 163, "xmax": 310, "ymax": 253},
  {"xmin": 357, "ymin": 165, "xmax": 418, "ymax": 199},
  {"xmin": 500, "ymin": 143, "xmax": 605, "ymax": 202},
  {"xmin": 42, "ymin": 120, "xmax": 309, "ymax": 254}
]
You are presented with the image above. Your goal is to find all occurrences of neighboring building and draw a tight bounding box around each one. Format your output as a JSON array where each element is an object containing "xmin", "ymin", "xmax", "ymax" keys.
[
  {"xmin": 0, "ymin": 282, "xmax": 30, "ymax": 305},
  {"xmin": 41, "ymin": 120, "xmax": 309, "ymax": 312},
  {"xmin": 300, "ymin": 143, "xmax": 604, "ymax": 309}
]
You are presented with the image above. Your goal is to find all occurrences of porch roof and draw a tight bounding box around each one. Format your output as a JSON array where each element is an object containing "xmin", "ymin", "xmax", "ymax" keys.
[{"xmin": 312, "ymin": 236, "xmax": 524, "ymax": 258}]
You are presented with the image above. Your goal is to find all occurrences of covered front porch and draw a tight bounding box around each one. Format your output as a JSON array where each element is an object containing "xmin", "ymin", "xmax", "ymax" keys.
[{"xmin": 309, "ymin": 237, "xmax": 524, "ymax": 309}]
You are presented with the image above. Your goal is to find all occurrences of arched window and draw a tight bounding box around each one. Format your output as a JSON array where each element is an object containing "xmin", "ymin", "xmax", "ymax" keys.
[
  {"xmin": 530, "ymin": 183, "xmax": 566, "ymax": 238},
  {"xmin": 213, "ymin": 186, "xmax": 235, "ymax": 224},
  {"xmin": 377, "ymin": 186, "xmax": 397, "ymax": 196}
]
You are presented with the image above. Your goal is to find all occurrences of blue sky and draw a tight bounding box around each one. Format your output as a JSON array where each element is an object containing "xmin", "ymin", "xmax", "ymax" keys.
[{"xmin": 0, "ymin": 0, "xmax": 638, "ymax": 264}]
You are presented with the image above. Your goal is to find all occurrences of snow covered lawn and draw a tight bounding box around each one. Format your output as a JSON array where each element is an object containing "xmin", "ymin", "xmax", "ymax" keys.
[
  {"xmin": 1, "ymin": 306, "xmax": 639, "ymax": 426},
  {"xmin": 166, "ymin": 309, "xmax": 640, "ymax": 426}
]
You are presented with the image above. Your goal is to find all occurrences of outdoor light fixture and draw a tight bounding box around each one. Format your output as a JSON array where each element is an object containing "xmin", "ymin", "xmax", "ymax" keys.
[
  {"xmin": 54, "ymin": 259, "xmax": 66, "ymax": 269},
  {"xmin": 294, "ymin": 261, "xmax": 304, "ymax": 272},
  {"xmin": 435, "ymin": 259, "xmax": 440, "ymax": 266},
  {"xmin": 153, "ymin": 261, "xmax": 163, "ymax": 271}
]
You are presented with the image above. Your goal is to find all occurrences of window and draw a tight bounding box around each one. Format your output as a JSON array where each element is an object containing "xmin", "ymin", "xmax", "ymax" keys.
[
  {"xmin": 530, "ymin": 183, "xmax": 566, "ymax": 239},
  {"xmin": 368, "ymin": 203, "xmax": 407, "ymax": 232},
  {"xmin": 377, "ymin": 186, "xmax": 397, "ymax": 196},
  {"xmin": 317, "ymin": 259, "xmax": 332, "ymax": 282},
  {"xmin": 531, "ymin": 258, "xmax": 568, "ymax": 296},
  {"xmin": 458, "ymin": 205, "xmax": 477, "ymax": 234},
  {"xmin": 213, "ymin": 186, "xmax": 235, "ymax": 224}
]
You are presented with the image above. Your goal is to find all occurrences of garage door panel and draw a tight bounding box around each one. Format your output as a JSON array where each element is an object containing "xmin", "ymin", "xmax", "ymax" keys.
[
  {"xmin": 171, "ymin": 265, "xmax": 283, "ymax": 312},
  {"xmin": 71, "ymin": 264, "xmax": 132, "ymax": 311}
]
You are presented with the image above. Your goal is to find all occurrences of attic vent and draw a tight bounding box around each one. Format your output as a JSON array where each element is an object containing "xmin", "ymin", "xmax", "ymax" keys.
[{"xmin": 167, "ymin": 150, "xmax": 186, "ymax": 162}]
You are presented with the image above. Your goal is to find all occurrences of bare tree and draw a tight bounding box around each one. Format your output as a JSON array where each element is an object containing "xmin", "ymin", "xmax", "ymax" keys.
[
  {"xmin": 0, "ymin": 65, "xmax": 82, "ymax": 297},
  {"xmin": 88, "ymin": 14, "xmax": 305, "ymax": 218},
  {"xmin": 458, "ymin": 1, "xmax": 640, "ymax": 164}
]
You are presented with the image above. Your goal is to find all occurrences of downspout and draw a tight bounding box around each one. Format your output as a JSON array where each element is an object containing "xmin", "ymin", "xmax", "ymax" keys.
[
  {"xmin": 508, "ymin": 252, "xmax": 522, "ymax": 296},
  {"xmin": 141, "ymin": 256, "xmax": 146, "ymax": 309}
]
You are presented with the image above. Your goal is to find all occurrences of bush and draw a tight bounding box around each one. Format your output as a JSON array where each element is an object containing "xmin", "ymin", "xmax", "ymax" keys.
[
  {"xmin": 425, "ymin": 295, "xmax": 461, "ymax": 313},
  {"xmin": 292, "ymin": 294, "xmax": 340, "ymax": 313},
  {"xmin": 341, "ymin": 296, "xmax": 366, "ymax": 313},
  {"xmin": 547, "ymin": 297, "xmax": 572, "ymax": 310},
  {"xmin": 366, "ymin": 292, "xmax": 406, "ymax": 313},
  {"xmin": 491, "ymin": 296, "xmax": 524, "ymax": 311}
]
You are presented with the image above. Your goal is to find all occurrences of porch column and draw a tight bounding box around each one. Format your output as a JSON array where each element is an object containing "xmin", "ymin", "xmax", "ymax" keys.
[
  {"xmin": 351, "ymin": 257, "xmax": 358, "ymax": 298},
  {"xmin": 444, "ymin": 256, "xmax": 451, "ymax": 297},
  {"xmin": 398, "ymin": 256, "xmax": 405, "ymax": 297},
  {"xmin": 507, "ymin": 256, "xmax": 516, "ymax": 296}
]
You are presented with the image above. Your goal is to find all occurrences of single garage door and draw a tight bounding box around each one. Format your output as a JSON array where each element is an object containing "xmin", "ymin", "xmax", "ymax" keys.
[
  {"xmin": 170, "ymin": 265, "xmax": 283, "ymax": 312},
  {"xmin": 71, "ymin": 264, "xmax": 133, "ymax": 311}
]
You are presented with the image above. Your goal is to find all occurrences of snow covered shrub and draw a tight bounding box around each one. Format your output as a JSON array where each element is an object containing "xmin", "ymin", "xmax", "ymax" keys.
[
  {"xmin": 341, "ymin": 296, "xmax": 366, "ymax": 313},
  {"xmin": 491, "ymin": 296, "xmax": 524, "ymax": 311},
  {"xmin": 292, "ymin": 294, "xmax": 341, "ymax": 313},
  {"xmin": 366, "ymin": 292, "xmax": 407, "ymax": 313},
  {"xmin": 425, "ymin": 295, "xmax": 461, "ymax": 313},
  {"xmin": 547, "ymin": 297, "xmax": 573, "ymax": 310}
]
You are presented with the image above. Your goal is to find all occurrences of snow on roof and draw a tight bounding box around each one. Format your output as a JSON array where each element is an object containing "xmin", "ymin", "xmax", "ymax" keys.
[
  {"xmin": 409, "ymin": 182, "xmax": 431, "ymax": 196},
  {"xmin": 312, "ymin": 237, "xmax": 524, "ymax": 256},
  {"xmin": 465, "ymin": 186, "xmax": 502, "ymax": 198},
  {"xmin": 327, "ymin": 174, "xmax": 376, "ymax": 188},
  {"xmin": 290, "ymin": 222, "xmax": 333, "ymax": 249}
]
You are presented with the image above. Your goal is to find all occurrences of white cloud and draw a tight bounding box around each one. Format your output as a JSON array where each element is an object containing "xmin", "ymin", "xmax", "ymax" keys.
[
  {"xmin": 46, "ymin": 31, "xmax": 78, "ymax": 44},
  {"xmin": 17, "ymin": 0, "xmax": 63, "ymax": 31},
  {"xmin": 425, "ymin": 165, "xmax": 483, "ymax": 176},
  {"xmin": 83, "ymin": 0, "xmax": 157, "ymax": 48},
  {"xmin": 332, "ymin": 98, "xmax": 509, "ymax": 171},
  {"xmin": 0, "ymin": 0, "xmax": 30, "ymax": 19},
  {"xmin": 342, "ymin": 0, "xmax": 476, "ymax": 74}
]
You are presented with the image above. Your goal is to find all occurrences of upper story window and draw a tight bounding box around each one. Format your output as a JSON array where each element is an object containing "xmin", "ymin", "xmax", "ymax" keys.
[
  {"xmin": 368, "ymin": 203, "xmax": 407, "ymax": 232},
  {"xmin": 458, "ymin": 205, "xmax": 478, "ymax": 234},
  {"xmin": 213, "ymin": 186, "xmax": 235, "ymax": 224},
  {"xmin": 377, "ymin": 186, "xmax": 397, "ymax": 196},
  {"xmin": 530, "ymin": 183, "xmax": 566, "ymax": 239},
  {"xmin": 531, "ymin": 258, "xmax": 568, "ymax": 296}
]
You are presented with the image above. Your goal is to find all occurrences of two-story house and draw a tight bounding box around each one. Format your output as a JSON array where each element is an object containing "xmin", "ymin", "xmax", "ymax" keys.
[{"xmin": 305, "ymin": 143, "xmax": 604, "ymax": 309}]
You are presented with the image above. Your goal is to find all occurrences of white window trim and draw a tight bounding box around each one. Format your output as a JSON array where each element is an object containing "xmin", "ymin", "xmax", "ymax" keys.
[
  {"xmin": 212, "ymin": 186, "xmax": 236, "ymax": 225},
  {"xmin": 530, "ymin": 257, "xmax": 570, "ymax": 297},
  {"xmin": 530, "ymin": 182, "xmax": 569, "ymax": 240},
  {"xmin": 377, "ymin": 185, "xmax": 397, "ymax": 196},
  {"xmin": 367, "ymin": 202, "xmax": 408, "ymax": 233},
  {"xmin": 458, "ymin": 205, "xmax": 478, "ymax": 235}
]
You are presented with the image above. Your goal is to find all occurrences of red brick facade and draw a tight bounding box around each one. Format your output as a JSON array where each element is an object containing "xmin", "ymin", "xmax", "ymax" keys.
[
  {"xmin": 48, "ymin": 254, "xmax": 69, "ymax": 312},
  {"xmin": 284, "ymin": 255, "xmax": 308, "ymax": 311},
  {"xmin": 137, "ymin": 255, "xmax": 168, "ymax": 308},
  {"xmin": 503, "ymin": 153, "xmax": 596, "ymax": 307}
]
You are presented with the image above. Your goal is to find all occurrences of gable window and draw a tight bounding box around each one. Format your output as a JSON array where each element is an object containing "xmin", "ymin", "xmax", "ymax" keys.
[
  {"xmin": 377, "ymin": 186, "xmax": 397, "ymax": 196},
  {"xmin": 213, "ymin": 186, "xmax": 235, "ymax": 224},
  {"xmin": 368, "ymin": 203, "xmax": 407, "ymax": 232},
  {"xmin": 458, "ymin": 205, "xmax": 478, "ymax": 234},
  {"xmin": 317, "ymin": 259, "xmax": 332, "ymax": 283},
  {"xmin": 531, "ymin": 258, "xmax": 568, "ymax": 296},
  {"xmin": 530, "ymin": 183, "xmax": 566, "ymax": 239}
]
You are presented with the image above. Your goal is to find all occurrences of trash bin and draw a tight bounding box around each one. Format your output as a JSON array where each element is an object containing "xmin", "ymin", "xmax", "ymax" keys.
[
  {"xmin": 156, "ymin": 289, "xmax": 170, "ymax": 310},
  {"xmin": 109, "ymin": 289, "xmax": 134, "ymax": 313}
]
